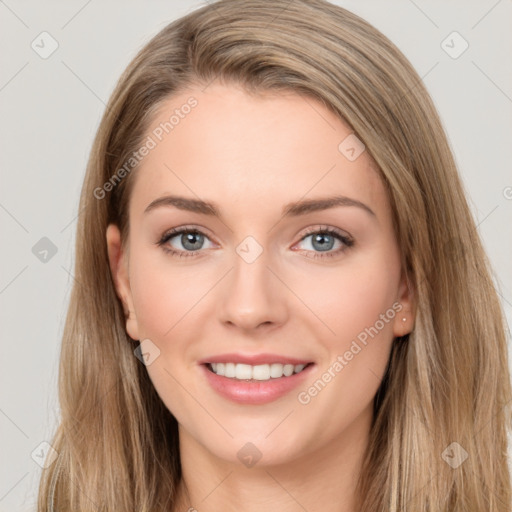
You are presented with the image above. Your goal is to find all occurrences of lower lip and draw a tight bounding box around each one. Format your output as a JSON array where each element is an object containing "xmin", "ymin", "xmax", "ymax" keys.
[{"xmin": 200, "ymin": 363, "xmax": 315, "ymax": 405}]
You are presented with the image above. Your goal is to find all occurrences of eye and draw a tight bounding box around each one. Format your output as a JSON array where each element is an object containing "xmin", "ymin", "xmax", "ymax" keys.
[
  {"xmin": 157, "ymin": 226, "xmax": 214, "ymax": 258},
  {"xmin": 294, "ymin": 226, "xmax": 354, "ymax": 260},
  {"xmin": 156, "ymin": 225, "xmax": 354, "ymax": 260}
]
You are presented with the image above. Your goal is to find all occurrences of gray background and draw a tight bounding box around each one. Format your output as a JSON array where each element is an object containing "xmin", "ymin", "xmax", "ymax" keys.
[{"xmin": 1, "ymin": 1, "xmax": 511, "ymax": 510}]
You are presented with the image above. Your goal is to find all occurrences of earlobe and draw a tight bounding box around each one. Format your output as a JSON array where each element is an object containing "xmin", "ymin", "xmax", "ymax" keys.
[
  {"xmin": 105, "ymin": 223, "xmax": 140, "ymax": 340},
  {"xmin": 393, "ymin": 272, "xmax": 415, "ymax": 337}
]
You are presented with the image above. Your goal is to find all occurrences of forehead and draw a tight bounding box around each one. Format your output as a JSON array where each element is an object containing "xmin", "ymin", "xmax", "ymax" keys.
[{"xmin": 128, "ymin": 83, "xmax": 387, "ymax": 221}]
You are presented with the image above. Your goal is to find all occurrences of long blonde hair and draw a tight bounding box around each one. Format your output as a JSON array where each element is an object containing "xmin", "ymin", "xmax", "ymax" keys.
[{"xmin": 37, "ymin": 0, "xmax": 512, "ymax": 510}]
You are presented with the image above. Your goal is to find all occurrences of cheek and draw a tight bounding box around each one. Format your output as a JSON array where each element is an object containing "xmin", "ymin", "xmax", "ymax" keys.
[
  {"xmin": 293, "ymin": 253, "xmax": 399, "ymax": 395},
  {"xmin": 128, "ymin": 252, "xmax": 208, "ymax": 423},
  {"xmin": 294, "ymin": 253, "xmax": 400, "ymax": 349},
  {"xmin": 129, "ymin": 250, "xmax": 208, "ymax": 341},
  {"xmin": 294, "ymin": 254, "xmax": 400, "ymax": 435}
]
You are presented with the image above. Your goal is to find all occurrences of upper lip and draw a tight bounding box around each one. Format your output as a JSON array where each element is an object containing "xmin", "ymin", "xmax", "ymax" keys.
[{"xmin": 198, "ymin": 353, "xmax": 314, "ymax": 366}]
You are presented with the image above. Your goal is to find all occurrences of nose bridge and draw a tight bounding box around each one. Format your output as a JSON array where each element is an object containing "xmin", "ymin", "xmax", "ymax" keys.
[{"xmin": 219, "ymin": 234, "xmax": 287, "ymax": 329}]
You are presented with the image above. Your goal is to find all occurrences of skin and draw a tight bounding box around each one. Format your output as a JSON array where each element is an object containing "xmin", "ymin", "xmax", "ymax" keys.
[{"xmin": 106, "ymin": 82, "xmax": 414, "ymax": 512}]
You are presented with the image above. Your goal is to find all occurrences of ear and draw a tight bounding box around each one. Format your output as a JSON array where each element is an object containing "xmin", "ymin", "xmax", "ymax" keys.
[
  {"xmin": 106, "ymin": 223, "xmax": 140, "ymax": 340},
  {"xmin": 392, "ymin": 270, "xmax": 415, "ymax": 337}
]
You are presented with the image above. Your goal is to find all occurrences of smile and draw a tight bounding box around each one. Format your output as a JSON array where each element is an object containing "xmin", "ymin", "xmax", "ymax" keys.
[{"xmin": 201, "ymin": 361, "xmax": 316, "ymax": 405}]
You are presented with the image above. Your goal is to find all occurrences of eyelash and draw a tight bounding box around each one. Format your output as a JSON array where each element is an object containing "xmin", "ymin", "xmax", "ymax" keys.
[{"xmin": 156, "ymin": 225, "xmax": 354, "ymax": 260}]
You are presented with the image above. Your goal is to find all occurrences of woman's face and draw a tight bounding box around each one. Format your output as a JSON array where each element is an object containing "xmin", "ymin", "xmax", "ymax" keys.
[{"xmin": 107, "ymin": 82, "xmax": 413, "ymax": 466}]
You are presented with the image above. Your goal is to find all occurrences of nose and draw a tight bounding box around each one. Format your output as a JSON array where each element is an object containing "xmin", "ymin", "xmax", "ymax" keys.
[{"xmin": 218, "ymin": 245, "xmax": 289, "ymax": 333}]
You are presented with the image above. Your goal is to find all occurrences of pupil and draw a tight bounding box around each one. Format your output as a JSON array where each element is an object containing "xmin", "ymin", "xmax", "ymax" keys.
[
  {"xmin": 313, "ymin": 234, "xmax": 334, "ymax": 252},
  {"xmin": 183, "ymin": 232, "xmax": 203, "ymax": 250}
]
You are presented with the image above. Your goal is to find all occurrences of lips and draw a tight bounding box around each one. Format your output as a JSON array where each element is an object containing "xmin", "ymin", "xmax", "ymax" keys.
[{"xmin": 198, "ymin": 353, "xmax": 316, "ymax": 404}]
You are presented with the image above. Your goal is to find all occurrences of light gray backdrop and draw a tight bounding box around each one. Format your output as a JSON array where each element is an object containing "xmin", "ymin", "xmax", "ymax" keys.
[{"xmin": 1, "ymin": 1, "xmax": 511, "ymax": 510}]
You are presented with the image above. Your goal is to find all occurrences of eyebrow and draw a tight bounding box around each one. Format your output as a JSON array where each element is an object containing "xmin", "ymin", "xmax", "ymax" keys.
[{"xmin": 143, "ymin": 194, "xmax": 376, "ymax": 218}]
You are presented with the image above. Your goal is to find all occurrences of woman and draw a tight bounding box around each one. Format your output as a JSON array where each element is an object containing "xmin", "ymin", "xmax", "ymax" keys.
[{"xmin": 37, "ymin": 0, "xmax": 512, "ymax": 510}]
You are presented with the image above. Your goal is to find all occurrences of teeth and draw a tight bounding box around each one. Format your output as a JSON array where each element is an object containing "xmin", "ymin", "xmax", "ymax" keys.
[
  {"xmin": 208, "ymin": 362, "xmax": 308, "ymax": 380},
  {"xmin": 225, "ymin": 362, "xmax": 236, "ymax": 377},
  {"xmin": 236, "ymin": 364, "xmax": 252, "ymax": 380}
]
